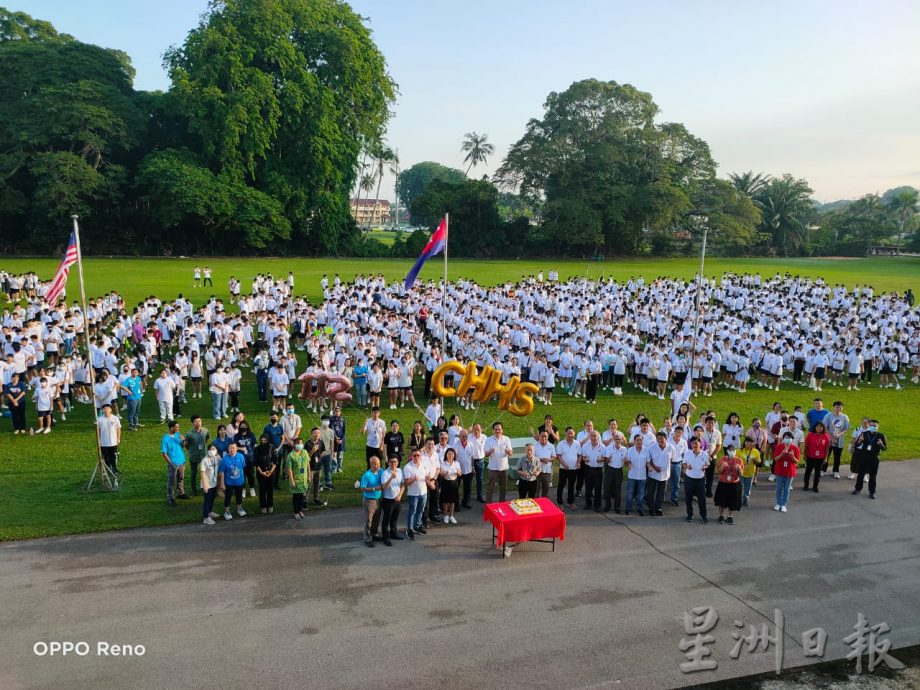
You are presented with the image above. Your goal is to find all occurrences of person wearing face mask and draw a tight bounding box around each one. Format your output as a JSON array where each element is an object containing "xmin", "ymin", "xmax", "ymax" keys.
[
  {"xmin": 286, "ymin": 437, "xmax": 309, "ymax": 519},
  {"xmin": 852, "ymin": 419, "xmax": 886, "ymax": 499},
  {"xmin": 738, "ymin": 436, "xmax": 762, "ymax": 507},
  {"xmin": 803, "ymin": 421, "xmax": 831, "ymax": 493},
  {"xmin": 714, "ymin": 445, "xmax": 742, "ymax": 524},
  {"xmin": 233, "ymin": 420, "xmax": 257, "ymax": 498},
  {"xmin": 318, "ymin": 415, "xmax": 335, "ymax": 492},
  {"xmin": 200, "ymin": 445, "xmax": 221, "ymax": 525},
  {"xmin": 280, "ymin": 402, "xmax": 302, "ymax": 469},
  {"xmin": 32, "ymin": 376, "xmax": 54, "ymax": 434},
  {"xmin": 307, "ymin": 427, "xmax": 326, "ymax": 507},
  {"xmin": 219, "ymin": 441, "xmax": 246, "ymax": 520},
  {"xmin": 773, "ymin": 432, "xmax": 800, "ymax": 512},
  {"xmin": 184, "ymin": 415, "xmax": 210, "ymax": 496},
  {"xmin": 254, "ymin": 434, "xmax": 276, "ymax": 514},
  {"xmin": 263, "ymin": 412, "xmax": 284, "ymax": 489}
]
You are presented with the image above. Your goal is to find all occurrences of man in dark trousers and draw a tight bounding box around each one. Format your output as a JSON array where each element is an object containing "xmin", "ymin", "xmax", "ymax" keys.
[{"xmin": 851, "ymin": 418, "xmax": 886, "ymax": 499}]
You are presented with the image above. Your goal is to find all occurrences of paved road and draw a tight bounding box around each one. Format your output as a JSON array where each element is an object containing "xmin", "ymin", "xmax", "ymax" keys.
[{"xmin": 3, "ymin": 463, "xmax": 919, "ymax": 690}]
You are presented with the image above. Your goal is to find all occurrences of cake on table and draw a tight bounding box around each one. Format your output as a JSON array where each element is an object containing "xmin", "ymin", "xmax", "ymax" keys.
[{"xmin": 509, "ymin": 498, "xmax": 543, "ymax": 515}]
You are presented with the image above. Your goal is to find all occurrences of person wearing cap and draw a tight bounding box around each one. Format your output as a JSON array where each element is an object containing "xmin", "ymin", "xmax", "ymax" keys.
[
  {"xmin": 773, "ymin": 431, "xmax": 800, "ymax": 512},
  {"xmin": 738, "ymin": 436, "xmax": 761, "ymax": 506},
  {"xmin": 851, "ymin": 419, "xmax": 886, "ymax": 499},
  {"xmin": 803, "ymin": 421, "xmax": 831, "ymax": 492},
  {"xmin": 713, "ymin": 445, "xmax": 742, "ymax": 524}
]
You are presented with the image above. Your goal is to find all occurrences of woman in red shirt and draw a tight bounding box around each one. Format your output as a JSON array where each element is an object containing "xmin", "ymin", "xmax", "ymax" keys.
[
  {"xmin": 773, "ymin": 432, "xmax": 800, "ymax": 513},
  {"xmin": 803, "ymin": 421, "xmax": 831, "ymax": 493}
]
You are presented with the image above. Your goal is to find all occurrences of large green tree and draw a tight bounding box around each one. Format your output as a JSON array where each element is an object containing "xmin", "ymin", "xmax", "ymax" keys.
[
  {"xmin": 753, "ymin": 174, "xmax": 815, "ymax": 256},
  {"xmin": 410, "ymin": 178, "xmax": 506, "ymax": 257},
  {"xmin": 163, "ymin": 0, "xmax": 396, "ymax": 254},
  {"xmin": 0, "ymin": 15, "xmax": 145, "ymax": 250},
  {"xmin": 495, "ymin": 79, "xmax": 717, "ymax": 255},
  {"xmin": 396, "ymin": 161, "xmax": 467, "ymax": 213}
]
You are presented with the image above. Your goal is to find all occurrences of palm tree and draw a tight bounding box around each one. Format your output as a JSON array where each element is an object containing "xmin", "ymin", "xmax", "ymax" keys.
[
  {"xmin": 358, "ymin": 173, "xmax": 376, "ymax": 230},
  {"xmin": 755, "ymin": 175, "xmax": 814, "ymax": 257},
  {"xmin": 461, "ymin": 131, "xmax": 495, "ymax": 175},
  {"xmin": 728, "ymin": 171, "xmax": 771, "ymax": 198},
  {"xmin": 370, "ymin": 146, "xmax": 397, "ymax": 229},
  {"xmin": 888, "ymin": 188, "xmax": 918, "ymax": 253}
]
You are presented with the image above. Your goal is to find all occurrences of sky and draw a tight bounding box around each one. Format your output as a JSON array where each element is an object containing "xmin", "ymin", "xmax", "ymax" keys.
[{"xmin": 15, "ymin": 0, "xmax": 920, "ymax": 203}]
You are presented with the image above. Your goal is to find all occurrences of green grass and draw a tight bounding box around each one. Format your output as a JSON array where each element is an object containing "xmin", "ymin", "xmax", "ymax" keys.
[
  {"xmin": 1, "ymin": 255, "xmax": 917, "ymax": 307},
  {"xmin": 0, "ymin": 255, "xmax": 918, "ymax": 541}
]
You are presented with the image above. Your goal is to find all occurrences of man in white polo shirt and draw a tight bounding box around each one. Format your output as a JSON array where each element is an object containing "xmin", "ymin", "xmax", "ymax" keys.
[
  {"xmin": 646, "ymin": 431, "xmax": 675, "ymax": 516},
  {"xmin": 555, "ymin": 426, "xmax": 580, "ymax": 509},
  {"xmin": 533, "ymin": 429, "xmax": 556, "ymax": 499},
  {"xmin": 625, "ymin": 434, "xmax": 649, "ymax": 516},
  {"xmin": 453, "ymin": 429, "xmax": 475, "ymax": 509},
  {"xmin": 483, "ymin": 421, "xmax": 513, "ymax": 503},
  {"xmin": 682, "ymin": 436, "xmax": 710, "ymax": 524},
  {"xmin": 603, "ymin": 434, "xmax": 627, "ymax": 513},
  {"xmin": 580, "ymin": 430, "xmax": 608, "ymax": 512},
  {"xmin": 97, "ymin": 403, "xmax": 122, "ymax": 474}
]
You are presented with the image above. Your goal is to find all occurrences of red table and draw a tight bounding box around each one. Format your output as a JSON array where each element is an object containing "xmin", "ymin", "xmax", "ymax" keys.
[{"xmin": 482, "ymin": 498, "xmax": 566, "ymax": 557}]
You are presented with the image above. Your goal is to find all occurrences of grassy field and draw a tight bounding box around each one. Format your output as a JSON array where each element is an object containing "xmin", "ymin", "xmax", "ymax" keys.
[{"xmin": 0, "ymin": 255, "xmax": 918, "ymax": 541}]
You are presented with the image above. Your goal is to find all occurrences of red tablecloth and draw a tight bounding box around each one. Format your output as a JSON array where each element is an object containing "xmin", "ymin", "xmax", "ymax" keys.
[{"xmin": 482, "ymin": 498, "xmax": 566, "ymax": 547}]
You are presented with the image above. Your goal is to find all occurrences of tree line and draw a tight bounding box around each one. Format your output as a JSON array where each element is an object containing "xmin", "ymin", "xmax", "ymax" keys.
[{"xmin": 1, "ymin": 6, "xmax": 916, "ymax": 259}]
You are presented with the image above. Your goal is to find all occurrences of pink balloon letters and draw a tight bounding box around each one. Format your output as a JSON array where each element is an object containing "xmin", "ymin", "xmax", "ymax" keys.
[{"xmin": 297, "ymin": 372, "xmax": 353, "ymax": 403}]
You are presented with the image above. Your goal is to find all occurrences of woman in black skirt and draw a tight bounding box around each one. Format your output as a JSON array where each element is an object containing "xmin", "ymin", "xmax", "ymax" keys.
[
  {"xmin": 714, "ymin": 444, "xmax": 743, "ymax": 524},
  {"xmin": 438, "ymin": 447, "xmax": 462, "ymax": 524}
]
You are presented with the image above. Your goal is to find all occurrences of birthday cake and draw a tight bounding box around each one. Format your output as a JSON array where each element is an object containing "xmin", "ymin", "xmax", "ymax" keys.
[{"xmin": 509, "ymin": 498, "xmax": 543, "ymax": 515}]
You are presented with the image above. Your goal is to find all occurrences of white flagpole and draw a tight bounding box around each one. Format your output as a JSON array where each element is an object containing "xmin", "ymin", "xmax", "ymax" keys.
[
  {"xmin": 72, "ymin": 215, "xmax": 114, "ymax": 491},
  {"xmin": 441, "ymin": 214, "xmax": 449, "ymax": 358}
]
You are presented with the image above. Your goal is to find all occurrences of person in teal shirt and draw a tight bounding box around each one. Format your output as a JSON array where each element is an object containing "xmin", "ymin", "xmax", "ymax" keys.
[
  {"xmin": 120, "ymin": 368, "xmax": 144, "ymax": 431},
  {"xmin": 360, "ymin": 456, "xmax": 390, "ymax": 547},
  {"xmin": 160, "ymin": 420, "xmax": 187, "ymax": 506},
  {"xmin": 219, "ymin": 442, "xmax": 247, "ymax": 520}
]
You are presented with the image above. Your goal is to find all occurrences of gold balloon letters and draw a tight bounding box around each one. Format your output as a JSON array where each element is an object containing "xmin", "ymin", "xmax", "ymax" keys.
[{"xmin": 430, "ymin": 361, "xmax": 538, "ymax": 417}]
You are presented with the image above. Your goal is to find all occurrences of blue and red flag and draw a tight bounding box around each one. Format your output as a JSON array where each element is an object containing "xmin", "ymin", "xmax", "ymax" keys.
[{"xmin": 404, "ymin": 216, "xmax": 447, "ymax": 289}]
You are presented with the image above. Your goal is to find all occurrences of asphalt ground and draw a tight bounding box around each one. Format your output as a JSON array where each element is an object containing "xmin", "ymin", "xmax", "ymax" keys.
[{"xmin": 2, "ymin": 462, "xmax": 919, "ymax": 690}]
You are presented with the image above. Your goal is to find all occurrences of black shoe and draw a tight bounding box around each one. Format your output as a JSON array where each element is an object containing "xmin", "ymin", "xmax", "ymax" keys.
[
  {"xmin": 406, "ymin": 530, "xmax": 415, "ymax": 540},
  {"xmin": 383, "ymin": 539, "xmax": 392, "ymax": 547},
  {"xmin": 391, "ymin": 533, "xmax": 404, "ymax": 540},
  {"xmin": 718, "ymin": 516, "xmax": 725, "ymax": 524},
  {"xmin": 624, "ymin": 511, "xmax": 631, "ymax": 516},
  {"xmin": 167, "ymin": 499, "xmax": 177, "ymax": 506},
  {"xmin": 705, "ymin": 492, "xmax": 713, "ymax": 498},
  {"xmin": 477, "ymin": 497, "xmax": 485, "ymax": 503},
  {"xmin": 686, "ymin": 516, "xmax": 693, "ymax": 522},
  {"xmin": 312, "ymin": 499, "xmax": 323, "ymax": 506},
  {"xmin": 670, "ymin": 499, "xmax": 680, "ymax": 506},
  {"xmin": 416, "ymin": 526, "xmax": 428, "ymax": 534},
  {"xmin": 869, "ymin": 494, "xmax": 876, "ymax": 499},
  {"xmin": 852, "ymin": 489, "xmax": 860, "ymax": 495},
  {"xmin": 655, "ymin": 510, "xmax": 663, "ymax": 516},
  {"xmin": 177, "ymin": 494, "xmax": 190, "ymax": 500},
  {"xmin": 637, "ymin": 510, "xmax": 644, "ymax": 517},
  {"xmin": 372, "ymin": 535, "xmax": 383, "ymax": 542},
  {"xmin": 602, "ymin": 506, "xmax": 611, "ymax": 513},
  {"xmin": 701, "ymin": 517, "xmax": 709, "ymax": 524},
  {"xmin": 461, "ymin": 503, "xmax": 471, "ymax": 509},
  {"xmin": 365, "ymin": 540, "xmax": 375, "ymax": 548},
  {"xmin": 813, "ymin": 487, "xmax": 819, "ymax": 493},
  {"xmin": 726, "ymin": 516, "xmax": 734, "ymax": 525},
  {"xmin": 613, "ymin": 509, "xmax": 621, "ymax": 514}
]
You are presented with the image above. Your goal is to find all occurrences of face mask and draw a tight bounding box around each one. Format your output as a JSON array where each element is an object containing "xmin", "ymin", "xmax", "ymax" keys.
[
  {"xmin": 868, "ymin": 426, "xmax": 877, "ymax": 433},
  {"xmin": 208, "ymin": 449, "xmax": 217, "ymax": 457},
  {"xmin": 295, "ymin": 444, "xmax": 304, "ymax": 451},
  {"xmin": 783, "ymin": 439, "xmax": 792, "ymax": 446},
  {"xmin": 753, "ymin": 422, "xmax": 761, "ymax": 428},
  {"xmin": 322, "ymin": 420, "xmax": 329, "ymax": 427},
  {"xmin": 286, "ymin": 409, "xmax": 294, "ymax": 416}
]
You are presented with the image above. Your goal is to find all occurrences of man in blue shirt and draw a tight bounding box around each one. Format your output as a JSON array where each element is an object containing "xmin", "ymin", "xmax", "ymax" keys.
[
  {"xmin": 120, "ymin": 368, "xmax": 144, "ymax": 431},
  {"xmin": 160, "ymin": 420, "xmax": 187, "ymax": 506},
  {"xmin": 360, "ymin": 456, "xmax": 386, "ymax": 547},
  {"xmin": 218, "ymin": 441, "xmax": 247, "ymax": 520},
  {"xmin": 262, "ymin": 412, "xmax": 284, "ymax": 489},
  {"xmin": 806, "ymin": 398, "xmax": 826, "ymax": 432}
]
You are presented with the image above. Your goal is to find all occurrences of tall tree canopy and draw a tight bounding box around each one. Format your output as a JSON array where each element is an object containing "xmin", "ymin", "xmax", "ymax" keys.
[
  {"xmin": 161, "ymin": 0, "xmax": 396, "ymax": 253},
  {"xmin": 396, "ymin": 161, "xmax": 467, "ymax": 212}
]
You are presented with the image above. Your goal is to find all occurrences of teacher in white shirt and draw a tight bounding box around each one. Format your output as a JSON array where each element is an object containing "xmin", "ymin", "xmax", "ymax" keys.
[{"xmin": 483, "ymin": 422, "xmax": 513, "ymax": 503}]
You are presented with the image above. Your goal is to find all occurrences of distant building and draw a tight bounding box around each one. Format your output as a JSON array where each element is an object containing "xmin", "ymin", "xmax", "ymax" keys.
[{"xmin": 350, "ymin": 198, "xmax": 391, "ymax": 226}]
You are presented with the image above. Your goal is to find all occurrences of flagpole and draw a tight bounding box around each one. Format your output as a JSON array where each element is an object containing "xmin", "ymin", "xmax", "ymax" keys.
[
  {"xmin": 441, "ymin": 213, "xmax": 449, "ymax": 359},
  {"xmin": 72, "ymin": 215, "xmax": 113, "ymax": 491},
  {"xmin": 687, "ymin": 225, "xmax": 708, "ymax": 397}
]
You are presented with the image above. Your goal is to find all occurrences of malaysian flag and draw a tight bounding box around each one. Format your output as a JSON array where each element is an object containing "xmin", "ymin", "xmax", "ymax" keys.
[{"xmin": 46, "ymin": 232, "xmax": 78, "ymax": 304}]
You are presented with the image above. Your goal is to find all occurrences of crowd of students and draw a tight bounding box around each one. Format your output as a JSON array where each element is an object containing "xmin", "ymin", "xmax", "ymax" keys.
[{"xmin": 0, "ymin": 267, "xmax": 907, "ymax": 543}]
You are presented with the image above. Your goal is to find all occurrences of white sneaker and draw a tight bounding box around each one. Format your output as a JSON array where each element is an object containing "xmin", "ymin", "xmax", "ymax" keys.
[
  {"xmin": 780, "ymin": 506, "xmax": 787, "ymax": 513},
  {"xmin": 449, "ymin": 516, "xmax": 457, "ymax": 524},
  {"xmin": 768, "ymin": 474, "xmax": 775, "ymax": 482},
  {"xmin": 833, "ymin": 472, "xmax": 840, "ymax": 479},
  {"xmin": 203, "ymin": 517, "xmax": 215, "ymax": 525},
  {"xmin": 774, "ymin": 504, "xmax": 780, "ymax": 511},
  {"xmin": 61, "ymin": 414, "xmax": 66, "ymax": 421},
  {"xmin": 820, "ymin": 471, "xmax": 826, "ymax": 477},
  {"xmin": 249, "ymin": 487, "xmax": 256, "ymax": 497},
  {"xmin": 847, "ymin": 473, "xmax": 856, "ymax": 480},
  {"xmin": 237, "ymin": 508, "xmax": 247, "ymax": 517},
  {"xmin": 223, "ymin": 511, "xmax": 233, "ymax": 521},
  {"xmin": 443, "ymin": 516, "xmax": 449, "ymax": 524},
  {"xmin": 209, "ymin": 512, "xmax": 220, "ymax": 519},
  {"xmin": 43, "ymin": 428, "xmax": 51, "ymax": 434}
]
